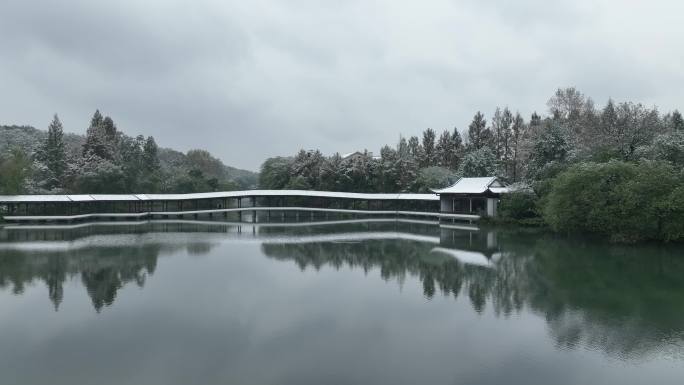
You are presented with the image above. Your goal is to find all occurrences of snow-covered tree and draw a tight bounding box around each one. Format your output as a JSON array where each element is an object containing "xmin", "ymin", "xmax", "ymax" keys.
[
  {"xmin": 320, "ymin": 153, "xmax": 345, "ymax": 191},
  {"xmin": 82, "ymin": 110, "xmax": 115, "ymax": 160},
  {"xmin": 102, "ymin": 116, "xmax": 118, "ymax": 142},
  {"xmin": 408, "ymin": 136, "xmax": 423, "ymax": 161},
  {"xmin": 638, "ymin": 130, "xmax": 684, "ymax": 167},
  {"xmin": 459, "ymin": 147, "xmax": 497, "ymax": 177},
  {"xmin": 73, "ymin": 154, "xmax": 126, "ymax": 193},
  {"xmin": 450, "ymin": 128, "xmax": 464, "ymax": 169},
  {"xmin": 491, "ymin": 107, "xmax": 513, "ymax": 162},
  {"xmin": 340, "ymin": 150, "xmax": 377, "ymax": 192},
  {"xmin": 414, "ymin": 166, "xmax": 458, "ymax": 193},
  {"xmin": 670, "ymin": 110, "xmax": 684, "ymax": 131},
  {"xmin": 527, "ymin": 122, "xmax": 574, "ymax": 180},
  {"xmin": 139, "ymin": 136, "xmax": 161, "ymax": 191},
  {"xmin": 396, "ymin": 137, "xmax": 419, "ymax": 192},
  {"xmin": 596, "ymin": 102, "xmax": 663, "ymax": 161},
  {"xmin": 509, "ymin": 112, "xmax": 526, "ymax": 182},
  {"xmin": 466, "ymin": 111, "xmax": 493, "ymax": 151},
  {"xmin": 34, "ymin": 114, "xmax": 67, "ymax": 190},
  {"xmin": 434, "ymin": 128, "xmax": 464, "ymax": 170},
  {"xmin": 142, "ymin": 137, "xmax": 160, "ymax": 174},
  {"xmin": 378, "ymin": 145, "xmax": 400, "ymax": 192},
  {"xmin": 420, "ymin": 128, "xmax": 437, "ymax": 167},
  {"xmin": 547, "ymin": 87, "xmax": 587, "ymax": 121},
  {"xmin": 290, "ymin": 149, "xmax": 324, "ymax": 189},
  {"xmin": 435, "ymin": 129, "xmax": 452, "ymax": 168}
]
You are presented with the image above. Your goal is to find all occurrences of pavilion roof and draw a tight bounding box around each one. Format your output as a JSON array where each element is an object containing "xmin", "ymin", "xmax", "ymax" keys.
[{"xmin": 432, "ymin": 177, "xmax": 509, "ymax": 195}]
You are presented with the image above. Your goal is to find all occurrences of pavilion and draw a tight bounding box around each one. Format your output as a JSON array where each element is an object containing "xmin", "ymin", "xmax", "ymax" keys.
[{"xmin": 433, "ymin": 177, "xmax": 509, "ymax": 217}]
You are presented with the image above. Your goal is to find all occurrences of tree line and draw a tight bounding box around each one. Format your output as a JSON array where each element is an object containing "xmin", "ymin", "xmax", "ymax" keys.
[
  {"xmin": 260, "ymin": 88, "xmax": 683, "ymax": 194},
  {"xmin": 0, "ymin": 111, "xmax": 257, "ymax": 194}
]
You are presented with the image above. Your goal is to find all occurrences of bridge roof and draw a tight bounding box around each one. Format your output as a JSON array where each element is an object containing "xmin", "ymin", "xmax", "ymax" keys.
[{"xmin": 0, "ymin": 190, "xmax": 439, "ymax": 203}]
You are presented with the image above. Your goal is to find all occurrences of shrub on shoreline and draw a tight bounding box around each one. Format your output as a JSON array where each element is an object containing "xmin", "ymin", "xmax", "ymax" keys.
[{"xmin": 542, "ymin": 161, "xmax": 684, "ymax": 242}]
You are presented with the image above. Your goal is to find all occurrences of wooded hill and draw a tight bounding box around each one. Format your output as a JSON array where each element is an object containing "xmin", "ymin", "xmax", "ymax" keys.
[{"xmin": 0, "ymin": 111, "xmax": 257, "ymax": 194}]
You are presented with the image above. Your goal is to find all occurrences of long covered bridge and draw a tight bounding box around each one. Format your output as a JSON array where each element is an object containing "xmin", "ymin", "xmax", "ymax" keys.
[{"xmin": 0, "ymin": 190, "xmax": 481, "ymax": 223}]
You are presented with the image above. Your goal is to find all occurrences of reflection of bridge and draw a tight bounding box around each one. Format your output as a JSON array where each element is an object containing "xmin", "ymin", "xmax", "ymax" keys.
[
  {"xmin": 0, "ymin": 218, "xmax": 504, "ymax": 314},
  {"xmin": 0, "ymin": 218, "xmax": 499, "ymax": 268},
  {"xmin": 0, "ymin": 190, "xmax": 480, "ymax": 223}
]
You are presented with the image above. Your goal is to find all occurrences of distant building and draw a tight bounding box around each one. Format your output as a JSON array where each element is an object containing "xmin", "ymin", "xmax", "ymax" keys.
[
  {"xmin": 433, "ymin": 177, "xmax": 509, "ymax": 217},
  {"xmin": 341, "ymin": 151, "xmax": 381, "ymax": 161}
]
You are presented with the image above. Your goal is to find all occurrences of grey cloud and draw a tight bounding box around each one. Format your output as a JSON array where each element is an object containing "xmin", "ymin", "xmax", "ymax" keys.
[{"xmin": 1, "ymin": 0, "xmax": 682, "ymax": 170}]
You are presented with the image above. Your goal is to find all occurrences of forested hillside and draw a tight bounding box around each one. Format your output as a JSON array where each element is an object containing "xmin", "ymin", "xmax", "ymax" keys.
[{"xmin": 0, "ymin": 111, "xmax": 257, "ymax": 194}]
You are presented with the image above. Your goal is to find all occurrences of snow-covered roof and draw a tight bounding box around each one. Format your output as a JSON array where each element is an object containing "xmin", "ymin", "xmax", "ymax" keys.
[
  {"xmin": 433, "ymin": 177, "xmax": 508, "ymax": 195},
  {"xmin": 0, "ymin": 190, "xmax": 439, "ymax": 203},
  {"xmin": 89, "ymin": 194, "xmax": 141, "ymax": 201},
  {"xmin": 342, "ymin": 151, "xmax": 376, "ymax": 160},
  {"xmin": 0, "ymin": 195, "xmax": 72, "ymax": 202},
  {"xmin": 66, "ymin": 195, "xmax": 96, "ymax": 202},
  {"xmin": 489, "ymin": 187, "xmax": 510, "ymax": 194}
]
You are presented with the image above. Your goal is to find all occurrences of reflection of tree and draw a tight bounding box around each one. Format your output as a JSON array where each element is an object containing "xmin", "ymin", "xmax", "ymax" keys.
[
  {"xmin": 522, "ymin": 237, "xmax": 684, "ymax": 359},
  {"xmin": 0, "ymin": 221, "xmax": 234, "ymax": 312},
  {"xmin": 0, "ymin": 245, "xmax": 160, "ymax": 312},
  {"xmin": 261, "ymin": 228, "xmax": 684, "ymax": 360},
  {"xmin": 261, "ymin": 237, "xmax": 509, "ymax": 308},
  {"xmin": 0, "ymin": 221, "xmax": 225, "ymax": 312}
]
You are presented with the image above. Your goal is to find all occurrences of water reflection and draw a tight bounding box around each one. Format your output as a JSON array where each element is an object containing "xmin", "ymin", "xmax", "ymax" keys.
[
  {"xmin": 262, "ymin": 227, "xmax": 684, "ymax": 359},
  {"xmin": 1, "ymin": 219, "xmax": 683, "ymax": 361},
  {"xmin": 0, "ymin": 239, "xmax": 161, "ymax": 312}
]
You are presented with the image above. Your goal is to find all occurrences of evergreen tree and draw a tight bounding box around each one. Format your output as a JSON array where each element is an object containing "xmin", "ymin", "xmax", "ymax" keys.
[
  {"xmin": 450, "ymin": 128, "xmax": 464, "ymax": 169},
  {"xmin": 82, "ymin": 110, "xmax": 112, "ymax": 160},
  {"xmin": 119, "ymin": 135, "xmax": 145, "ymax": 192},
  {"xmin": 421, "ymin": 128, "xmax": 436, "ymax": 167},
  {"xmin": 466, "ymin": 111, "xmax": 492, "ymax": 150},
  {"xmin": 491, "ymin": 107, "xmax": 513, "ymax": 162},
  {"xmin": 530, "ymin": 112, "xmax": 541, "ymax": 127},
  {"xmin": 90, "ymin": 109, "xmax": 103, "ymax": 128},
  {"xmin": 142, "ymin": 136, "xmax": 160, "ymax": 174},
  {"xmin": 509, "ymin": 112, "xmax": 525, "ymax": 182},
  {"xmin": 396, "ymin": 136, "xmax": 418, "ymax": 191},
  {"xmin": 397, "ymin": 136, "xmax": 410, "ymax": 158},
  {"xmin": 102, "ymin": 116, "xmax": 118, "ymax": 142},
  {"xmin": 435, "ymin": 129, "xmax": 453, "ymax": 168},
  {"xmin": 600, "ymin": 99, "xmax": 618, "ymax": 138},
  {"xmin": 378, "ymin": 145, "xmax": 400, "ymax": 192},
  {"xmin": 0, "ymin": 148, "xmax": 32, "ymax": 194},
  {"xmin": 672, "ymin": 110, "xmax": 684, "ymax": 131},
  {"xmin": 140, "ymin": 136, "xmax": 161, "ymax": 192},
  {"xmin": 408, "ymin": 136, "xmax": 422, "ymax": 161},
  {"xmin": 36, "ymin": 114, "xmax": 67, "ymax": 189}
]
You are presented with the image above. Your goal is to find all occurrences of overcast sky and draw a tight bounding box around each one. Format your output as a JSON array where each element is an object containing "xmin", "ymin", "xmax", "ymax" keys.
[{"xmin": 1, "ymin": 0, "xmax": 682, "ymax": 170}]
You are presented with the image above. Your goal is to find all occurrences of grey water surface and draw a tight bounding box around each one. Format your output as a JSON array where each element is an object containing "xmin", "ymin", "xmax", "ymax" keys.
[{"xmin": 1, "ymin": 219, "xmax": 683, "ymax": 385}]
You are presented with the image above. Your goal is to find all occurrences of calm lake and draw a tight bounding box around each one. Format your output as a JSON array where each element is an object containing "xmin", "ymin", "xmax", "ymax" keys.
[{"xmin": 1, "ymin": 219, "xmax": 683, "ymax": 385}]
